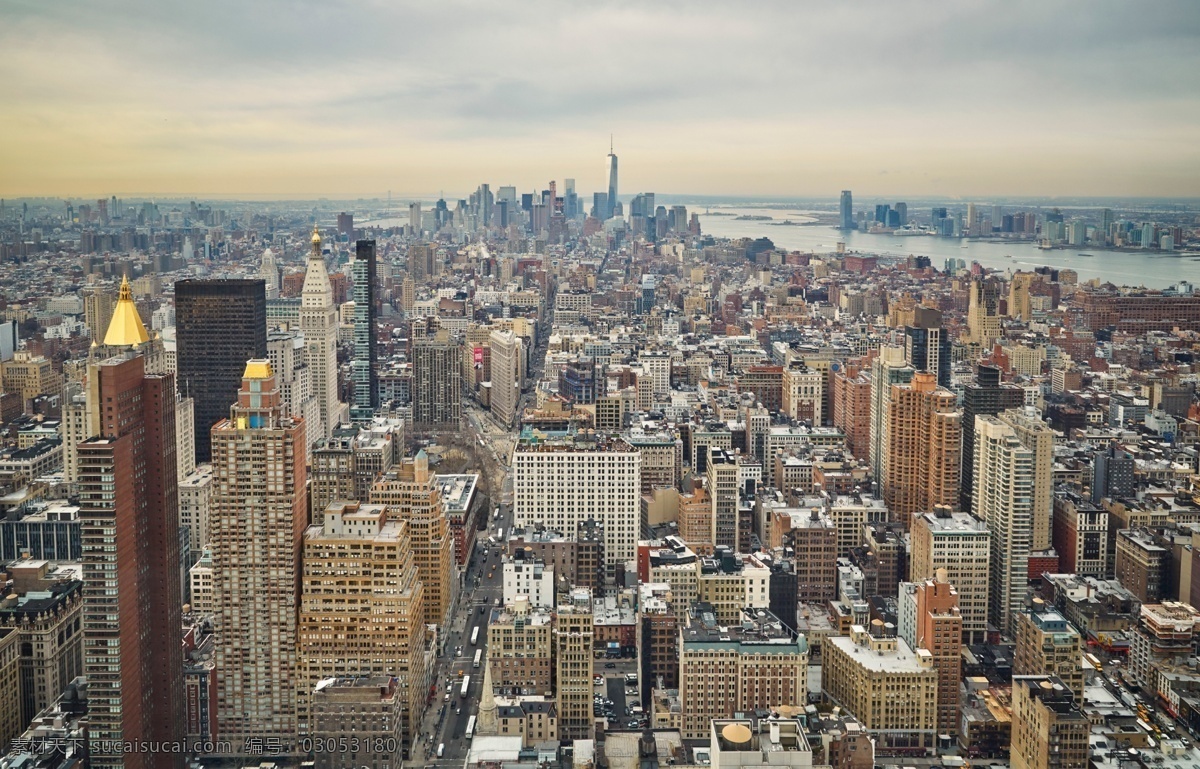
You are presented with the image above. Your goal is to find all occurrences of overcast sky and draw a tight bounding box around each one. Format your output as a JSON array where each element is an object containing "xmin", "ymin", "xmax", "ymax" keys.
[{"xmin": 2, "ymin": 0, "xmax": 1199, "ymax": 199}]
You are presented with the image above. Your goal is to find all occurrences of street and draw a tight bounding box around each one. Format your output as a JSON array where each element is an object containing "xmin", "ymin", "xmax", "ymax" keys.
[
  {"xmin": 415, "ymin": 422, "xmax": 515, "ymax": 769},
  {"xmin": 417, "ymin": 307, "xmax": 554, "ymax": 768}
]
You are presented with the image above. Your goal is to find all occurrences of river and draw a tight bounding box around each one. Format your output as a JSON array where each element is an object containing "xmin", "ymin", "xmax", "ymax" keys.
[{"xmin": 694, "ymin": 206, "xmax": 1200, "ymax": 289}]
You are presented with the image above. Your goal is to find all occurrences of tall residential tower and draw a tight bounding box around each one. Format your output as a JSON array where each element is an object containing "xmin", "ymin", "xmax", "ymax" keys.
[{"xmin": 211, "ymin": 360, "xmax": 308, "ymax": 751}]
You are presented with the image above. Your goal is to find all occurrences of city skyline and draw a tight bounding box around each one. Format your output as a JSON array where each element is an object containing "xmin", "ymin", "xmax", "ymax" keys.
[{"xmin": 2, "ymin": 1, "xmax": 1199, "ymax": 198}]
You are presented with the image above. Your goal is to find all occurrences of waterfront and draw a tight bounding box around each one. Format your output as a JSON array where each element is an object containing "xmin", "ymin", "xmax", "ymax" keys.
[{"xmin": 695, "ymin": 206, "xmax": 1200, "ymax": 289}]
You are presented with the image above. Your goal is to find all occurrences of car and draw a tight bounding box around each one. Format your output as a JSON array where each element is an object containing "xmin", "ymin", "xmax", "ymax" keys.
[
  {"xmin": 594, "ymin": 676, "xmax": 604, "ymax": 685},
  {"xmin": 488, "ymin": 572, "xmax": 494, "ymax": 578},
  {"xmin": 605, "ymin": 662, "xmax": 616, "ymax": 669},
  {"xmin": 479, "ymin": 606, "xmax": 485, "ymax": 614}
]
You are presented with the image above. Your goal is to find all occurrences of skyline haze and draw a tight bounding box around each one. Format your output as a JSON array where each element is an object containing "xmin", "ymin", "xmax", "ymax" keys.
[{"xmin": 2, "ymin": 0, "xmax": 1199, "ymax": 198}]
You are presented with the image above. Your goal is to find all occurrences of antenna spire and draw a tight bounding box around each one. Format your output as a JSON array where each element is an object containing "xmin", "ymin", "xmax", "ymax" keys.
[{"xmin": 610, "ymin": 134, "xmax": 613, "ymax": 154}]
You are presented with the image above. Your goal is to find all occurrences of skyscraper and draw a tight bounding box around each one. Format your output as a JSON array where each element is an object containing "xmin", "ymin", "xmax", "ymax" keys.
[
  {"xmin": 489, "ymin": 329, "xmax": 521, "ymax": 428},
  {"xmin": 80, "ymin": 279, "xmax": 185, "ymax": 768},
  {"xmin": 973, "ymin": 415, "xmax": 1033, "ymax": 635},
  {"xmin": 883, "ymin": 372, "xmax": 961, "ymax": 527},
  {"xmin": 411, "ymin": 329, "xmax": 463, "ymax": 429},
  {"xmin": 966, "ymin": 277, "xmax": 1002, "ymax": 347},
  {"xmin": 868, "ymin": 345, "xmax": 914, "ymax": 484},
  {"xmin": 839, "ymin": 190, "xmax": 853, "ymax": 229},
  {"xmin": 903, "ymin": 306, "xmax": 950, "ymax": 387},
  {"xmin": 298, "ymin": 501, "xmax": 425, "ymax": 746},
  {"xmin": 301, "ymin": 226, "xmax": 345, "ymax": 441},
  {"xmin": 211, "ymin": 360, "xmax": 307, "ymax": 751},
  {"xmin": 998, "ymin": 407, "xmax": 1055, "ymax": 552},
  {"xmin": 369, "ymin": 451, "xmax": 454, "ymax": 628},
  {"xmin": 350, "ymin": 239, "xmax": 378, "ymax": 422},
  {"xmin": 175, "ymin": 278, "xmax": 267, "ymax": 463},
  {"xmin": 907, "ymin": 572, "xmax": 962, "ymax": 738},
  {"xmin": 605, "ymin": 139, "xmax": 619, "ymax": 220},
  {"xmin": 959, "ymin": 364, "xmax": 1024, "ymax": 511}
]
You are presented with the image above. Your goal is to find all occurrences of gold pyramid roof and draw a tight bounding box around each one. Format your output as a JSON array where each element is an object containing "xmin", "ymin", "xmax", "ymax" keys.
[
  {"xmin": 103, "ymin": 275, "xmax": 150, "ymax": 347},
  {"xmin": 242, "ymin": 359, "xmax": 273, "ymax": 379}
]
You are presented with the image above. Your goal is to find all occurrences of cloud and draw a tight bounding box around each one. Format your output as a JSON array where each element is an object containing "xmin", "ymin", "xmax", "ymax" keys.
[{"xmin": 1, "ymin": 0, "xmax": 1198, "ymax": 196}]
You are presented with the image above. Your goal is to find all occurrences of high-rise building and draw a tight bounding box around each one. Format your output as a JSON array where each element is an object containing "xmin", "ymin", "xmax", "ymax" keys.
[
  {"xmin": 605, "ymin": 141, "xmax": 619, "ymax": 220},
  {"xmin": 83, "ymin": 287, "xmax": 116, "ymax": 342},
  {"xmin": 910, "ymin": 509, "xmax": 991, "ymax": 644},
  {"xmin": 350, "ymin": 239, "xmax": 378, "ymax": 422},
  {"xmin": 868, "ymin": 345, "xmax": 914, "ymax": 483},
  {"xmin": 301, "ymin": 226, "xmax": 345, "ymax": 443},
  {"xmin": 1014, "ymin": 605, "xmax": 1084, "ymax": 699},
  {"xmin": 513, "ymin": 432, "xmax": 641, "ymax": 575},
  {"xmin": 411, "ymin": 330, "xmax": 463, "ymax": 429},
  {"xmin": 903, "ymin": 573, "xmax": 962, "ymax": 737},
  {"xmin": 959, "ymin": 364, "xmax": 1025, "ymax": 511},
  {"xmin": 998, "ymin": 407, "xmax": 1055, "ymax": 552},
  {"xmin": 966, "ymin": 277, "xmax": 1002, "ymax": 348},
  {"xmin": 175, "ymin": 278, "xmax": 267, "ymax": 463},
  {"xmin": 299, "ymin": 502, "xmax": 425, "ymax": 746},
  {"xmin": 259, "ymin": 247, "xmax": 281, "ymax": 299},
  {"xmin": 839, "ymin": 191, "xmax": 853, "ymax": 230},
  {"xmin": 210, "ymin": 360, "xmax": 307, "ymax": 751},
  {"xmin": 266, "ymin": 329, "xmax": 322, "ymax": 464},
  {"xmin": 179, "ymin": 463, "xmax": 214, "ymax": 556},
  {"xmin": 883, "ymin": 372, "xmax": 961, "ymax": 527},
  {"xmin": 79, "ymin": 283, "xmax": 185, "ymax": 768},
  {"xmin": 903, "ymin": 306, "xmax": 950, "ymax": 387},
  {"xmin": 707, "ymin": 448, "xmax": 739, "ymax": 549},
  {"xmin": 61, "ymin": 381, "xmax": 88, "ymax": 486},
  {"xmin": 1092, "ymin": 442, "xmax": 1135, "ymax": 503},
  {"xmin": 973, "ymin": 415, "xmax": 1034, "ymax": 636},
  {"xmin": 489, "ymin": 329, "xmax": 521, "ymax": 428},
  {"xmin": 1009, "ymin": 676, "xmax": 1089, "ymax": 769},
  {"xmin": 369, "ymin": 451, "xmax": 455, "ymax": 628},
  {"xmin": 1008, "ymin": 271, "xmax": 1035, "ymax": 321},
  {"xmin": 336, "ymin": 211, "xmax": 354, "ymax": 239},
  {"xmin": 556, "ymin": 587, "xmax": 595, "ymax": 741}
]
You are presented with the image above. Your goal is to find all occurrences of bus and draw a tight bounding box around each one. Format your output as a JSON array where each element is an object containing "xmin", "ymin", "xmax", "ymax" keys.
[
  {"xmin": 465, "ymin": 715, "xmax": 477, "ymax": 740},
  {"xmin": 460, "ymin": 675, "xmax": 471, "ymax": 699},
  {"xmin": 1085, "ymin": 652, "xmax": 1102, "ymax": 671},
  {"xmin": 494, "ymin": 507, "xmax": 500, "ymax": 521},
  {"xmin": 470, "ymin": 626, "xmax": 480, "ymax": 645},
  {"xmin": 473, "ymin": 649, "xmax": 483, "ymax": 668}
]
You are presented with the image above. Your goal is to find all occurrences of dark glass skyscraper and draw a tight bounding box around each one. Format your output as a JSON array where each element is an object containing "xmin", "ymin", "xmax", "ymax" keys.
[
  {"xmin": 840, "ymin": 190, "xmax": 853, "ymax": 229},
  {"xmin": 351, "ymin": 239, "xmax": 378, "ymax": 422},
  {"xmin": 175, "ymin": 279, "xmax": 267, "ymax": 462}
]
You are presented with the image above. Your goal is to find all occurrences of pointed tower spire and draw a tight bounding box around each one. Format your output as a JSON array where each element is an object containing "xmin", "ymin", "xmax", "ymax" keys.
[
  {"xmin": 476, "ymin": 645, "xmax": 498, "ymax": 736},
  {"xmin": 103, "ymin": 275, "xmax": 150, "ymax": 347}
]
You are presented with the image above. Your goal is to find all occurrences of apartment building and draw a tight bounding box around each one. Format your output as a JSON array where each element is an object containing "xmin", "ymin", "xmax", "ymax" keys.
[{"xmin": 679, "ymin": 604, "xmax": 808, "ymax": 739}]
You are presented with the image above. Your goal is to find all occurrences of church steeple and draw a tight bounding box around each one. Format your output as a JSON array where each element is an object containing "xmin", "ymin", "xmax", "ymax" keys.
[{"xmin": 476, "ymin": 646, "xmax": 498, "ymax": 736}]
